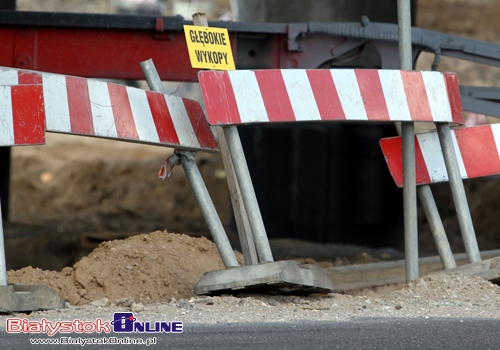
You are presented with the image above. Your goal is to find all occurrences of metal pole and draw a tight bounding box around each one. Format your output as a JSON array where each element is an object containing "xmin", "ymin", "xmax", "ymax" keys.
[
  {"xmin": 223, "ymin": 126, "xmax": 274, "ymax": 263},
  {"xmin": 179, "ymin": 152, "xmax": 240, "ymax": 268},
  {"xmin": 0, "ymin": 200, "xmax": 7, "ymax": 285},
  {"xmin": 140, "ymin": 59, "xmax": 166, "ymax": 93},
  {"xmin": 436, "ymin": 123, "xmax": 481, "ymax": 263},
  {"xmin": 418, "ymin": 186, "xmax": 457, "ymax": 269},
  {"xmin": 216, "ymin": 127, "xmax": 259, "ymax": 266},
  {"xmin": 393, "ymin": 2, "xmax": 456, "ymax": 271},
  {"xmin": 398, "ymin": 0, "xmax": 419, "ymax": 282},
  {"xmin": 140, "ymin": 59, "xmax": 239, "ymax": 269},
  {"xmin": 397, "ymin": 0, "xmax": 413, "ymax": 71},
  {"xmin": 401, "ymin": 122, "xmax": 418, "ymax": 281}
]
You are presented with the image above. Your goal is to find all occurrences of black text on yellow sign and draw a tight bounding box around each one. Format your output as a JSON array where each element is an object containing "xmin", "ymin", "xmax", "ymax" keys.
[{"xmin": 183, "ymin": 25, "xmax": 235, "ymax": 70}]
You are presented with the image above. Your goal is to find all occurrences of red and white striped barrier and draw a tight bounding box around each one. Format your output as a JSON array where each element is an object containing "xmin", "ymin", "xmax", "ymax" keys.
[
  {"xmin": 380, "ymin": 123, "xmax": 500, "ymax": 187},
  {"xmin": 0, "ymin": 68, "xmax": 218, "ymax": 152},
  {"xmin": 199, "ymin": 69, "xmax": 464, "ymax": 125},
  {"xmin": 0, "ymin": 84, "xmax": 45, "ymax": 146}
]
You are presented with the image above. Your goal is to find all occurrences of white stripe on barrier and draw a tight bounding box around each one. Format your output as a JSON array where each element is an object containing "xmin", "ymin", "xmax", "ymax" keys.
[
  {"xmin": 165, "ymin": 95, "xmax": 201, "ymax": 149},
  {"xmin": 126, "ymin": 86, "xmax": 160, "ymax": 143},
  {"xmin": 42, "ymin": 74, "xmax": 72, "ymax": 133},
  {"xmin": 378, "ymin": 70, "xmax": 413, "ymax": 122},
  {"xmin": 422, "ymin": 72, "xmax": 452, "ymax": 123},
  {"xmin": 0, "ymin": 86, "xmax": 14, "ymax": 146},
  {"xmin": 491, "ymin": 124, "xmax": 500, "ymax": 160},
  {"xmin": 450, "ymin": 131, "xmax": 468, "ymax": 178},
  {"xmin": 0, "ymin": 70, "xmax": 18, "ymax": 85},
  {"xmin": 417, "ymin": 132, "xmax": 448, "ymax": 182},
  {"xmin": 87, "ymin": 79, "xmax": 118, "ymax": 138},
  {"xmin": 228, "ymin": 70, "xmax": 268, "ymax": 123},
  {"xmin": 330, "ymin": 70, "xmax": 369, "ymax": 121},
  {"xmin": 282, "ymin": 69, "xmax": 321, "ymax": 121}
]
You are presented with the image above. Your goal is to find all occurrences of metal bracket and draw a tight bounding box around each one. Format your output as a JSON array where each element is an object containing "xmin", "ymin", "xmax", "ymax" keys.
[
  {"xmin": 175, "ymin": 149, "xmax": 197, "ymax": 161},
  {"xmin": 287, "ymin": 23, "xmax": 307, "ymax": 51}
]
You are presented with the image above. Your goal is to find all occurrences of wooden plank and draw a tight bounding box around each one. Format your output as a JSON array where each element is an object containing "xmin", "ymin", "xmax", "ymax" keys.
[
  {"xmin": 444, "ymin": 256, "xmax": 500, "ymax": 281},
  {"xmin": 325, "ymin": 249, "xmax": 500, "ymax": 295}
]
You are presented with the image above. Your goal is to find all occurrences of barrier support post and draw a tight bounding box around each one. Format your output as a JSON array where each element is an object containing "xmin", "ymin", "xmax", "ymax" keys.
[
  {"xmin": 192, "ymin": 13, "xmax": 268, "ymax": 264},
  {"xmin": 418, "ymin": 186, "xmax": 457, "ymax": 269},
  {"xmin": 216, "ymin": 128, "xmax": 259, "ymax": 265},
  {"xmin": 178, "ymin": 151, "xmax": 240, "ymax": 268},
  {"xmin": 398, "ymin": 0, "xmax": 419, "ymax": 282},
  {"xmin": 223, "ymin": 126, "xmax": 274, "ymax": 263},
  {"xmin": 392, "ymin": 6, "xmax": 456, "ymax": 271},
  {"xmin": 436, "ymin": 123, "xmax": 481, "ymax": 263},
  {"xmin": 140, "ymin": 59, "xmax": 239, "ymax": 269}
]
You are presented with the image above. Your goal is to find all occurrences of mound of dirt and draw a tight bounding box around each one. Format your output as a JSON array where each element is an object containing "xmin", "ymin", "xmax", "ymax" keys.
[{"xmin": 8, "ymin": 231, "xmax": 243, "ymax": 306}]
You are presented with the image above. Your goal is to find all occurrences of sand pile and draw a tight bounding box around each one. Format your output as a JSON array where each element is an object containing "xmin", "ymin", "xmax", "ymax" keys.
[{"xmin": 8, "ymin": 231, "xmax": 243, "ymax": 306}]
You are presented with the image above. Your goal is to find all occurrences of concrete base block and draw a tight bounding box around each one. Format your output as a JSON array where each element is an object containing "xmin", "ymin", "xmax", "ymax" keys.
[
  {"xmin": 0, "ymin": 284, "xmax": 66, "ymax": 313},
  {"xmin": 195, "ymin": 260, "xmax": 335, "ymax": 295}
]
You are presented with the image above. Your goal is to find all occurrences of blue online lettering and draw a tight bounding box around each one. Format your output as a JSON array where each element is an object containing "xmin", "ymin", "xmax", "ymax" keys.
[{"xmin": 111, "ymin": 313, "xmax": 183, "ymax": 333}]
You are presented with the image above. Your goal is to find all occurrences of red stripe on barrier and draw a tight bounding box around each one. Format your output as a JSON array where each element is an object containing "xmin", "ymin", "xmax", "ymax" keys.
[
  {"xmin": 443, "ymin": 72, "xmax": 464, "ymax": 124},
  {"xmin": 199, "ymin": 71, "xmax": 241, "ymax": 125},
  {"xmin": 400, "ymin": 71, "xmax": 433, "ymax": 122},
  {"xmin": 415, "ymin": 137, "xmax": 432, "ymax": 186},
  {"xmin": 183, "ymin": 98, "xmax": 218, "ymax": 149},
  {"xmin": 380, "ymin": 136, "xmax": 431, "ymax": 187},
  {"xmin": 355, "ymin": 70, "xmax": 391, "ymax": 121},
  {"xmin": 454, "ymin": 126, "xmax": 500, "ymax": 178},
  {"xmin": 11, "ymin": 85, "xmax": 45, "ymax": 145},
  {"xmin": 107, "ymin": 84, "xmax": 139, "ymax": 139},
  {"xmin": 380, "ymin": 137, "xmax": 403, "ymax": 187},
  {"xmin": 254, "ymin": 70, "xmax": 294, "ymax": 122},
  {"xmin": 18, "ymin": 71, "xmax": 42, "ymax": 84},
  {"xmin": 145, "ymin": 91, "xmax": 180, "ymax": 144},
  {"xmin": 66, "ymin": 76, "xmax": 94, "ymax": 134},
  {"xmin": 306, "ymin": 69, "xmax": 346, "ymax": 120}
]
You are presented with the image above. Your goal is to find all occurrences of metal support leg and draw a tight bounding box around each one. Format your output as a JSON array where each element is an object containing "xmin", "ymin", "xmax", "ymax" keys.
[
  {"xmin": 402, "ymin": 122, "xmax": 419, "ymax": 282},
  {"xmin": 216, "ymin": 127, "xmax": 259, "ymax": 266},
  {"xmin": 223, "ymin": 126, "xmax": 274, "ymax": 263},
  {"xmin": 418, "ymin": 186, "xmax": 457, "ymax": 269},
  {"xmin": 140, "ymin": 58, "xmax": 239, "ymax": 268},
  {"xmin": 179, "ymin": 151, "xmax": 239, "ymax": 268},
  {"xmin": 0, "ymin": 200, "xmax": 7, "ymax": 285},
  {"xmin": 398, "ymin": 0, "xmax": 420, "ymax": 282},
  {"xmin": 436, "ymin": 123, "xmax": 481, "ymax": 263},
  {"xmin": 392, "ymin": 8, "xmax": 457, "ymax": 269}
]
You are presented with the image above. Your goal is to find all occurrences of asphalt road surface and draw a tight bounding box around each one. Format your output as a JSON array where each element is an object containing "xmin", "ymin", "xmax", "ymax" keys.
[{"xmin": 1, "ymin": 318, "xmax": 499, "ymax": 349}]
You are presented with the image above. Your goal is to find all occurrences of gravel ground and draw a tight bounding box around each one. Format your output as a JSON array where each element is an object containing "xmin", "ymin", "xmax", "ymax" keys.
[{"xmin": 1, "ymin": 273, "xmax": 499, "ymax": 326}]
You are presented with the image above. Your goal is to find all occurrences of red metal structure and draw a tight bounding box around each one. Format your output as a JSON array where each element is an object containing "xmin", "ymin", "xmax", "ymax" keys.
[{"xmin": 1, "ymin": 10, "xmax": 500, "ymax": 245}]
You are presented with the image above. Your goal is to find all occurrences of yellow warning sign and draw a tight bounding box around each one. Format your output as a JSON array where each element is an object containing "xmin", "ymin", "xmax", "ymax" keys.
[{"xmin": 184, "ymin": 25, "xmax": 235, "ymax": 70}]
